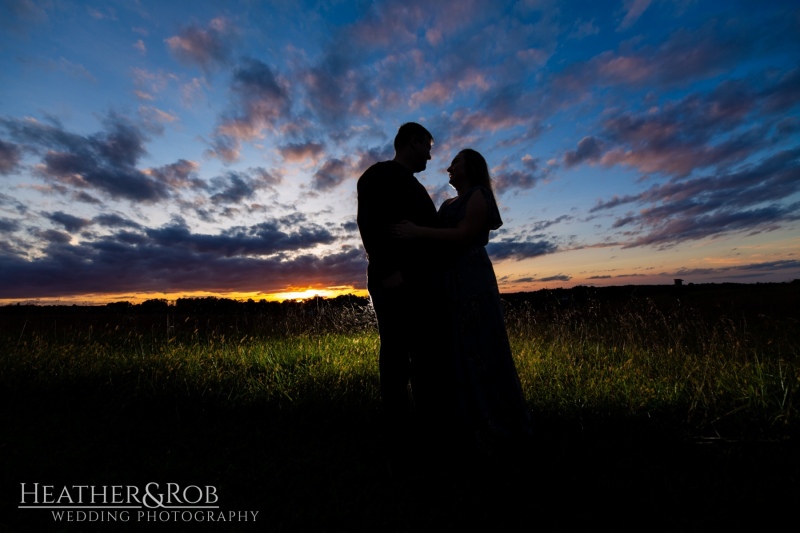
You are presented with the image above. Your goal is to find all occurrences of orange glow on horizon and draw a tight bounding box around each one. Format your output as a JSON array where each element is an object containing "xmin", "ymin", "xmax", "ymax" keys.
[{"xmin": 0, "ymin": 286, "xmax": 370, "ymax": 306}]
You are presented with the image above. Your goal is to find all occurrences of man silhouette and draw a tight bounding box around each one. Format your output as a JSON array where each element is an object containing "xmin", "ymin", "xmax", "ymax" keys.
[{"xmin": 356, "ymin": 122, "xmax": 441, "ymax": 450}]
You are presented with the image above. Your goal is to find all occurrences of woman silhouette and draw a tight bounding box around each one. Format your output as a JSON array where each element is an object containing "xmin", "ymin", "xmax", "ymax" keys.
[{"xmin": 393, "ymin": 148, "xmax": 532, "ymax": 450}]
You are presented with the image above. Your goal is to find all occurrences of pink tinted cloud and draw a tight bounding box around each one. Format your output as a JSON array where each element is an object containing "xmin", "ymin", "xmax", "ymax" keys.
[
  {"xmin": 278, "ymin": 142, "xmax": 325, "ymax": 164},
  {"xmin": 211, "ymin": 59, "xmax": 292, "ymax": 162},
  {"xmin": 165, "ymin": 17, "xmax": 236, "ymax": 71},
  {"xmin": 408, "ymin": 81, "xmax": 452, "ymax": 108},
  {"xmin": 555, "ymin": 22, "xmax": 750, "ymax": 95},
  {"xmin": 617, "ymin": 0, "xmax": 651, "ymax": 31}
]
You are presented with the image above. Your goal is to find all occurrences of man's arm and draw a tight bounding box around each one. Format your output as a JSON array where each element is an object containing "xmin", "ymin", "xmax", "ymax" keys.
[{"xmin": 357, "ymin": 167, "xmax": 405, "ymax": 285}]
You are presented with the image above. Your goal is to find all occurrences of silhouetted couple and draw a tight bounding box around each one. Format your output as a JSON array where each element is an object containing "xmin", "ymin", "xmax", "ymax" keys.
[{"xmin": 357, "ymin": 122, "xmax": 532, "ymax": 461}]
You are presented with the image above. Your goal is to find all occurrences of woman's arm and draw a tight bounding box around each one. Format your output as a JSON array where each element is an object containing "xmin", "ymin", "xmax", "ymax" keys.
[{"xmin": 392, "ymin": 190, "xmax": 488, "ymax": 243}]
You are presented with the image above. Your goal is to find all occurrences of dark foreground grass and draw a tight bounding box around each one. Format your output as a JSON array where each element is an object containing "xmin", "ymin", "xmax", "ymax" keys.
[{"xmin": 1, "ymin": 284, "xmax": 798, "ymax": 532}]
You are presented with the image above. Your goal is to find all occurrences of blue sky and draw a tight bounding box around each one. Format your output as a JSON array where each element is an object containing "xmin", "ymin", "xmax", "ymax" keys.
[{"xmin": 1, "ymin": 0, "xmax": 798, "ymax": 303}]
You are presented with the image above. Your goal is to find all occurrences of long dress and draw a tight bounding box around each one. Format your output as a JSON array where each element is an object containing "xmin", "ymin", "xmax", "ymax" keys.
[{"xmin": 438, "ymin": 186, "xmax": 533, "ymax": 446}]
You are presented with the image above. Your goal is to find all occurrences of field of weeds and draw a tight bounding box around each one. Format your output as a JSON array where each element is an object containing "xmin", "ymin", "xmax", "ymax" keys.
[{"xmin": 1, "ymin": 283, "xmax": 798, "ymax": 531}]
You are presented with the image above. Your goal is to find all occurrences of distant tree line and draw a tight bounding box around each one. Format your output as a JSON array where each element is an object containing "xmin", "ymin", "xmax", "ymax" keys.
[{"xmin": 1, "ymin": 294, "xmax": 371, "ymax": 316}]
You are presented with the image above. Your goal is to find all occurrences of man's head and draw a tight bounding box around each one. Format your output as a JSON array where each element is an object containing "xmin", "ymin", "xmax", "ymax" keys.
[{"xmin": 393, "ymin": 122, "xmax": 433, "ymax": 173}]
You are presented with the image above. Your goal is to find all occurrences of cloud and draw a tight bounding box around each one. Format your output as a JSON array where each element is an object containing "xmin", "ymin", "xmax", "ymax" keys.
[
  {"xmin": 1, "ymin": 0, "xmax": 48, "ymax": 32},
  {"xmin": 45, "ymin": 211, "xmax": 92, "ymax": 232},
  {"xmin": 566, "ymin": 68, "xmax": 800, "ymax": 178},
  {"xmin": 563, "ymin": 136, "xmax": 604, "ymax": 167},
  {"xmin": 146, "ymin": 159, "xmax": 204, "ymax": 190},
  {"xmin": 0, "ymin": 191, "xmax": 28, "ymax": 214},
  {"xmin": 529, "ymin": 215, "xmax": 572, "ymax": 232},
  {"xmin": 208, "ymin": 171, "xmax": 266, "ymax": 204},
  {"xmin": 0, "ymin": 220, "xmax": 363, "ymax": 298},
  {"xmin": 87, "ymin": 6, "xmax": 117, "ymax": 21},
  {"xmin": 39, "ymin": 229, "xmax": 71, "ymax": 244},
  {"xmin": 0, "ymin": 217, "xmax": 21, "ymax": 233},
  {"xmin": 1, "ymin": 114, "xmax": 172, "ymax": 203},
  {"xmin": 138, "ymin": 106, "xmax": 178, "ymax": 133},
  {"xmin": 761, "ymin": 67, "xmax": 800, "ymax": 113},
  {"xmin": 486, "ymin": 239, "xmax": 558, "ymax": 260},
  {"xmin": 211, "ymin": 58, "xmax": 292, "ymax": 162},
  {"xmin": 131, "ymin": 68, "xmax": 178, "ymax": 99},
  {"xmin": 570, "ymin": 19, "xmax": 599, "ymax": 39},
  {"xmin": 666, "ymin": 260, "xmax": 800, "ymax": 280},
  {"xmin": 554, "ymin": 19, "xmax": 760, "ymax": 94},
  {"xmin": 278, "ymin": 142, "xmax": 325, "ymax": 164},
  {"xmin": 165, "ymin": 17, "xmax": 236, "ymax": 71},
  {"xmin": 312, "ymin": 157, "xmax": 351, "ymax": 191},
  {"xmin": 250, "ymin": 167, "xmax": 282, "ymax": 187},
  {"xmin": 592, "ymin": 147, "xmax": 800, "ymax": 248},
  {"xmin": 0, "ymin": 139, "xmax": 22, "ymax": 175},
  {"xmin": 92, "ymin": 214, "xmax": 142, "ymax": 230},
  {"xmin": 539, "ymin": 274, "xmax": 571, "ymax": 282},
  {"xmin": 409, "ymin": 81, "xmax": 453, "ymax": 108},
  {"xmin": 144, "ymin": 217, "xmax": 336, "ymax": 257},
  {"xmin": 493, "ymin": 155, "xmax": 550, "ymax": 194},
  {"xmin": 617, "ymin": 0, "xmax": 651, "ymax": 31}
]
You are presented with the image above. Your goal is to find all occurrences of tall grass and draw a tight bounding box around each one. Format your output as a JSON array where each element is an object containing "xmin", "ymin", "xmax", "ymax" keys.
[
  {"xmin": 506, "ymin": 295, "xmax": 798, "ymax": 436},
  {"xmin": 2, "ymin": 290, "xmax": 798, "ymax": 438}
]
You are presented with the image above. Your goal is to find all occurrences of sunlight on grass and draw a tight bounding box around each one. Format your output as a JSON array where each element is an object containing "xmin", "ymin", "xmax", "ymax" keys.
[{"xmin": 2, "ymin": 293, "xmax": 798, "ymax": 437}]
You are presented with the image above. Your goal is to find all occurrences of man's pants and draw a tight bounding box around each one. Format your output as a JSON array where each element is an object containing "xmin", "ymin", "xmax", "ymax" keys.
[
  {"xmin": 368, "ymin": 278, "xmax": 448, "ymax": 434},
  {"xmin": 368, "ymin": 281, "xmax": 416, "ymax": 427}
]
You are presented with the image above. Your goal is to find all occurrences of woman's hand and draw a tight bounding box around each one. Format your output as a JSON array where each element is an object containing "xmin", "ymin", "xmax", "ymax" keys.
[{"xmin": 391, "ymin": 220, "xmax": 419, "ymax": 239}]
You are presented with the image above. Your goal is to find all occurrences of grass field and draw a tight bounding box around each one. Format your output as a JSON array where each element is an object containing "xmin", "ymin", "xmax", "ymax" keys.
[{"xmin": 1, "ymin": 283, "xmax": 798, "ymax": 531}]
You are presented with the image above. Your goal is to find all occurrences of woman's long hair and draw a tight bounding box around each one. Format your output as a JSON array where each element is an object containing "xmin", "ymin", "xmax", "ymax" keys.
[{"xmin": 460, "ymin": 148, "xmax": 496, "ymax": 198}]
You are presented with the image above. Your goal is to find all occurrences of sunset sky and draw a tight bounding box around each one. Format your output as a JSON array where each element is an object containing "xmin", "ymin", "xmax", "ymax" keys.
[{"xmin": 1, "ymin": 0, "xmax": 798, "ymax": 304}]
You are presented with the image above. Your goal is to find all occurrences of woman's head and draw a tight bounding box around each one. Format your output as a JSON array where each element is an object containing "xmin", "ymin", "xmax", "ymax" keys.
[{"xmin": 448, "ymin": 148, "xmax": 492, "ymax": 191}]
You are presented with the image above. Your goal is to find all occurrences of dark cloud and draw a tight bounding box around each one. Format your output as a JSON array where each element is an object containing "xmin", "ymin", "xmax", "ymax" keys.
[
  {"xmin": 611, "ymin": 215, "xmax": 637, "ymax": 229},
  {"xmin": 0, "ymin": 217, "xmax": 21, "ymax": 233},
  {"xmin": 148, "ymin": 159, "xmax": 205, "ymax": 190},
  {"xmin": 486, "ymin": 239, "xmax": 557, "ymax": 260},
  {"xmin": 623, "ymin": 203, "xmax": 798, "ymax": 249},
  {"xmin": 493, "ymin": 170, "xmax": 540, "ymax": 194},
  {"xmin": 304, "ymin": 54, "xmax": 367, "ymax": 126},
  {"xmin": 355, "ymin": 145, "xmax": 393, "ymax": 174},
  {"xmin": 0, "ymin": 192, "xmax": 28, "ymax": 214},
  {"xmin": 93, "ymin": 214, "xmax": 142, "ymax": 230},
  {"xmin": 0, "ymin": 228, "xmax": 365, "ymax": 298},
  {"xmin": 209, "ymin": 172, "xmax": 260, "ymax": 204},
  {"xmin": 539, "ymin": 274, "xmax": 571, "ymax": 282},
  {"xmin": 0, "ymin": 139, "xmax": 22, "ymax": 175},
  {"xmin": 761, "ymin": 67, "xmax": 800, "ymax": 113},
  {"xmin": 1, "ymin": 114, "xmax": 170, "ymax": 203},
  {"xmin": 667, "ymin": 260, "xmax": 800, "ymax": 280},
  {"xmin": 38, "ymin": 229, "xmax": 71, "ymax": 244},
  {"xmin": 250, "ymin": 167, "xmax": 282, "ymax": 186},
  {"xmin": 74, "ymin": 191, "xmax": 102, "ymax": 204},
  {"xmin": 493, "ymin": 156, "xmax": 550, "ymax": 194},
  {"xmin": 46, "ymin": 211, "xmax": 92, "ymax": 232},
  {"xmin": 529, "ymin": 215, "xmax": 572, "ymax": 232},
  {"xmin": 563, "ymin": 136, "xmax": 604, "ymax": 167},
  {"xmin": 145, "ymin": 218, "xmax": 335, "ymax": 258},
  {"xmin": 592, "ymin": 147, "xmax": 800, "ymax": 248},
  {"xmin": 565, "ymin": 64, "xmax": 800, "ymax": 181},
  {"xmin": 206, "ymin": 167, "xmax": 281, "ymax": 204},
  {"xmin": 312, "ymin": 158, "xmax": 350, "ymax": 191},
  {"xmin": 165, "ymin": 17, "xmax": 236, "ymax": 71}
]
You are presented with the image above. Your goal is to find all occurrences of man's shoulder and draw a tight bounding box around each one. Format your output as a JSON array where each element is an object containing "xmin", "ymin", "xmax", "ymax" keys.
[{"xmin": 357, "ymin": 160, "xmax": 405, "ymax": 189}]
